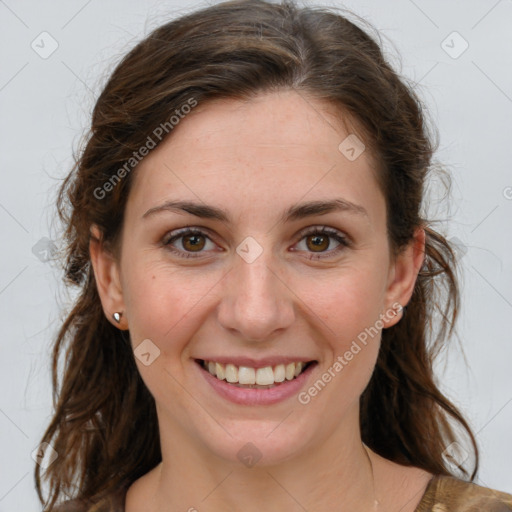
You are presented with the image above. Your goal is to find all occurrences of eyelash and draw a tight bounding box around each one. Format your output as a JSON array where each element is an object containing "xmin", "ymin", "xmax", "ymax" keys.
[{"xmin": 162, "ymin": 226, "xmax": 350, "ymax": 260}]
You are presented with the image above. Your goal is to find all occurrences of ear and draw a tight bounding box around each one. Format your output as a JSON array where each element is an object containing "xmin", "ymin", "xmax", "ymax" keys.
[
  {"xmin": 382, "ymin": 227, "xmax": 425, "ymax": 328},
  {"xmin": 89, "ymin": 224, "xmax": 128, "ymax": 330}
]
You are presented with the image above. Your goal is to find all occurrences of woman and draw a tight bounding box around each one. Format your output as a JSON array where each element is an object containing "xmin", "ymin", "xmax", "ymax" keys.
[{"xmin": 35, "ymin": 0, "xmax": 512, "ymax": 510}]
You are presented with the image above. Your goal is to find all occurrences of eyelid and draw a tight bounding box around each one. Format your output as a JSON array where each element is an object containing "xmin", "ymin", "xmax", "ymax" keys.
[
  {"xmin": 297, "ymin": 225, "xmax": 349, "ymax": 242},
  {"xmin": 162, "ymin": 225, "xmax": 216, "ymax": 244}
]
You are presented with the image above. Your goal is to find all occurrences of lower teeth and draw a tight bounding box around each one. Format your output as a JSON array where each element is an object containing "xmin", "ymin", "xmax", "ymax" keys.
[{"xmin": 228, "ymin": 382, "xmax": 282, "ymax": 389}]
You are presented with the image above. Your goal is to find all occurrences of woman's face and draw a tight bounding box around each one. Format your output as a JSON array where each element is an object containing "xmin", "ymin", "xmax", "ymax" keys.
[{"xmin": 93, "ymin": 89, "xmax": 421, "ymax": 466}]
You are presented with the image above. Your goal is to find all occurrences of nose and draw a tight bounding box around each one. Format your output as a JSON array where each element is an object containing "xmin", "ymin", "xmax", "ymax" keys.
[{"xmin": 216, "ymin": 248, "xmax": 296, "ymax": 343}]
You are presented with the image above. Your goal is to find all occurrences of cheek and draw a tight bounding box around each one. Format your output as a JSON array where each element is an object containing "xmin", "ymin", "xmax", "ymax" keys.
[
  {"xmin": 122, "ymin": 259, "xmax": 221, "ymax": 351},
  {"xmin": 302, "ymin": 273, "xmax": 384, "ymax": 410},
  {"xmin": 122, "ymin": 263, "xmax": 220, "ymax": 402},
  {"xmin": 306, "ymin": 264, "xmax": 389, "ymax": 338}
]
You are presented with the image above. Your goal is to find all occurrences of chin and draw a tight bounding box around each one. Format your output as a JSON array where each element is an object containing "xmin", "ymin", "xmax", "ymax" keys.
[{"xmin": 195, "ymin": 417, "xmax": 318, "ymax": 468}]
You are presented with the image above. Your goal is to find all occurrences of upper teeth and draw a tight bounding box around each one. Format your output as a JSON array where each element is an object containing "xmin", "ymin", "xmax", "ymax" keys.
[{"xmin": 202, "ymin": 360, "xmax": 308, "ymax": 385}]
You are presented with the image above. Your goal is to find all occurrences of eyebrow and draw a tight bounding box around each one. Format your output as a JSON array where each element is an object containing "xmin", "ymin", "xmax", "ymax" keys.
[{"xmin": 142, "ymin": 198, "xmax": 368, "ymax": 223}]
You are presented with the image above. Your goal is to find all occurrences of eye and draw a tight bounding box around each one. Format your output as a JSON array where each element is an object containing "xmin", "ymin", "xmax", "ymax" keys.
[
  {"xmin": 163, "ymin": 228, "xmax": 217, "ymax": 259},
  {"xmin": 293, "ymin": 226, "xmax": 350, "ymax": 260}
]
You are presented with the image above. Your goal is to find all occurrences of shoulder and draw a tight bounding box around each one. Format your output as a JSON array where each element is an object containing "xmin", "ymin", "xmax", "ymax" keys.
[{"xmin": 417, "ymin": 474, "xmax": 512, "ymax": 512}]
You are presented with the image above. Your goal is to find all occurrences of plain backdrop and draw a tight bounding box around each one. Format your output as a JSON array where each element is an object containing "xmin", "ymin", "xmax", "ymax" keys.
[{"xmin": 0, "ymin": 0, "xmax": 511, "ymax": 509}]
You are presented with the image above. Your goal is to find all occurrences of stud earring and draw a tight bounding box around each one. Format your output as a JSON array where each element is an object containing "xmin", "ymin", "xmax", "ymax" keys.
[
  {"xmin": 113, "ymin": 312, "xmax": 122, "ymax": 323},
  {"xmin": 395, "ymin": 303, "xmax": 407, "ymax": 320}
]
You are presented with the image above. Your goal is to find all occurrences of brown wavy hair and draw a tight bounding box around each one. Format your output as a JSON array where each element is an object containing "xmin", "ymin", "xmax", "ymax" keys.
[{"xmin": 35, "ymin": 0, "xmax": 479, "ymax": 509}]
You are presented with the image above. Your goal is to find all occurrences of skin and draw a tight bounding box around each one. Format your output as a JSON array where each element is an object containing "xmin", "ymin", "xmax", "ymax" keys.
[{"xmin": 90, "ymin": 89, "xmax": 431, "ymax": 511}]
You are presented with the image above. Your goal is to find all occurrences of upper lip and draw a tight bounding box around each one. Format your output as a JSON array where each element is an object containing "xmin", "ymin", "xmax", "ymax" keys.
[{"xmin": 195, "ymin": 357, "xmax": 317, "ymax": 369}]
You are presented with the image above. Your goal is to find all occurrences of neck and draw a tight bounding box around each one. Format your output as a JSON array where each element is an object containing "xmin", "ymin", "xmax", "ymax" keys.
[{"xmin": 149, "ymin": 406, "xmax": 379, "ymax": 511}]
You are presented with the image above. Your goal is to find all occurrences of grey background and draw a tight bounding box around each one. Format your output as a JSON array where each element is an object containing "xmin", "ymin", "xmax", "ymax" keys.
[{"xmin": 0, "ymin": 0, "xmax": 511, "ymax": 509}]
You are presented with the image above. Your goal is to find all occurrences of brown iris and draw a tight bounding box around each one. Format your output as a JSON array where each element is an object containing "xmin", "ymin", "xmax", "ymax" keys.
[
  {"xmin": 306, "ymin": 234, "xmax": 329, "ymax": 252},
  {"xmin": 182, "ymin": 233, "xmax": 206, "ymax": 252}
]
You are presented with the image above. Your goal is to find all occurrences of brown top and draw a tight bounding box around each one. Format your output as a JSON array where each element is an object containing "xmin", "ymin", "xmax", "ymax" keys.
[
  {"xmin": 54, "ymin": 475, "xmax": 512, "ymax": 511},
  {"xmin": 415, "ymin": 475, "xmax": 512, "ymax": 512}
]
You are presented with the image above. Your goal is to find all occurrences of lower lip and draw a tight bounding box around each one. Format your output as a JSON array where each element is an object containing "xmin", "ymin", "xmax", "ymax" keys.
[{"xmin": 195, "ymin": 360, "xmax": 317, "ymax": 406}]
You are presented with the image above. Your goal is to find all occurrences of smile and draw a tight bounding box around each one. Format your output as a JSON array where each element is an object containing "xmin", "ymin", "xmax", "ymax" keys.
[
  {"xmin": 198, "ymin": 359, "xmax": 314, "ymax": 388},
  {"xmin": 194, "ymin": 358, "xmax": 318, "ymax": 405}
]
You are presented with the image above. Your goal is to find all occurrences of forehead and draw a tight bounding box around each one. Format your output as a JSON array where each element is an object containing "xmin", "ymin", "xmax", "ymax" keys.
[{"xmin": 126, "ymin": 90, "xmax": 383, "ymax": 223}]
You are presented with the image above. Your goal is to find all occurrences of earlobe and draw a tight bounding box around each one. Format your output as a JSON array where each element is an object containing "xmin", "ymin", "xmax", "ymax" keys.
[
  {"xmin": 89, "ymin": 224, "xmax": 128, "ymax": 330},
  {"xmin": 382, "ymin": 227, "xmax": 425, "ymax": 328}
]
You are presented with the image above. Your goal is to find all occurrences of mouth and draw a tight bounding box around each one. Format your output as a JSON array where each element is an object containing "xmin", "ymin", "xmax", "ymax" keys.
[{"xmin": 194, "ymin": 358, "xmax": 317, "ymax": 389}]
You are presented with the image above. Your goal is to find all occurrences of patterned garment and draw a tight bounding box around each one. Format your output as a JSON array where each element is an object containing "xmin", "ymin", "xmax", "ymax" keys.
[
  {"xmin": 54, "ymin": 474, "xmax": 512, "ymax": 511},
  {"xmin": 416, "ymin": 475, "xmax": 512, "ymax": 512}
]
